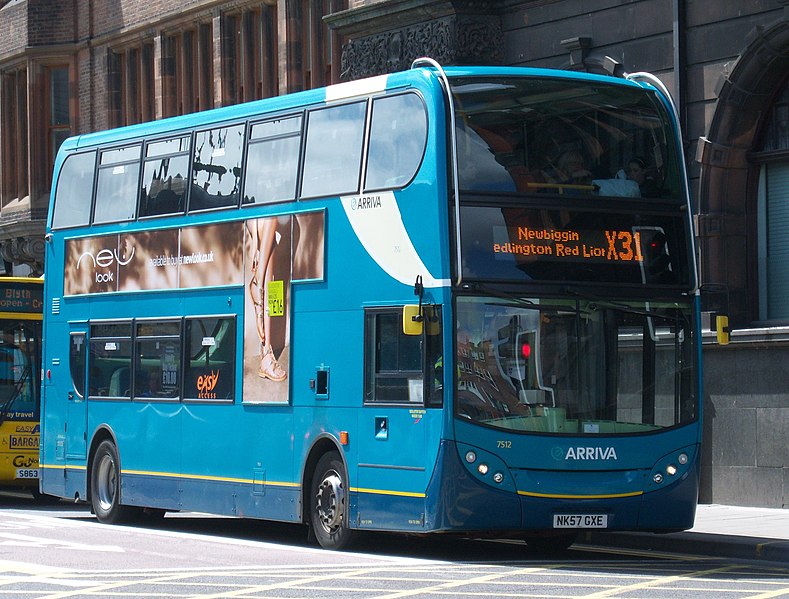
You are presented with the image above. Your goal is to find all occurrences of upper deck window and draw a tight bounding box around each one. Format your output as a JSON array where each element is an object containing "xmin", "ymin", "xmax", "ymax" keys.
[
  {"xmin": 140, "ymin": 136, "xmax": 190, "ymax": 217},
  {"xmin": 301, "ymin": 101, "xmax": 366, "ymax": 199},
  {"xmin": 243, "ymin": 115, "xmax": 302, "ymax": 205},
  {"xmin": 94, "ymin": 145, "xmax": 142, "ymax": 224},
  {"xmin": 189, "ymin": 124, "xmax": 245, "ymax": 211},
  {"xmin": 451, "ymin": 77, "xmax": 682, "ymax": 202},
  {"xmin": 52, "ymin": 151, "xmax": 96, "ymax": 229},
  {"xmin": 364, "ymin": 93, "xmax": 427, "ymax": 191}
]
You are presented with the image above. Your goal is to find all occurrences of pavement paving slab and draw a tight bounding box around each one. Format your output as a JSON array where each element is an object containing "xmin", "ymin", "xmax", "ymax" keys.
[{"xmin": 585, "ymin": 504, "xmax": 789, "ymax": 563}]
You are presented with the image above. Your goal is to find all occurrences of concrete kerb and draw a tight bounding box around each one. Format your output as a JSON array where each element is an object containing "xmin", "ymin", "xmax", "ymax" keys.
[{"xmin": 583, "ymin": 530, "xmax": 789, "ymax": 564}]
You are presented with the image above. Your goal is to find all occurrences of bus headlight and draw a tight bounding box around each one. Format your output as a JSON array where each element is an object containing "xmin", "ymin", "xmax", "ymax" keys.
[
  {"xmin": 666, "ymin": 464, "xmax": 678, "ymax": 476},
  {"xmin": 477, "ymin": 463, "xmax": 489, "ymax": 475}
]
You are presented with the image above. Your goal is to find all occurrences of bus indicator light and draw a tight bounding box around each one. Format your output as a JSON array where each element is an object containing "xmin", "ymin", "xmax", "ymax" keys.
[{"xmin": 340, "ymin": 431, "xmax": 349, "ymax": 445}]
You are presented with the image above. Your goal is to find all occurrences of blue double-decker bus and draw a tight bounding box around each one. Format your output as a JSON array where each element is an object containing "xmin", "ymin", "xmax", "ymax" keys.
[{"xmin": 40, "ymin": 60, "xmax": 701, "ymax": 550}]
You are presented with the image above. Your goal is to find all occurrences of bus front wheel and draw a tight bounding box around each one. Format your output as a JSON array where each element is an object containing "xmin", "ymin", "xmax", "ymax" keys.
[
  {"xmin": 90, "ymin": 440, "xmax": 139, "ymax": 524},
  {"xmin": 310, "ymin": 451, "xmax": 355, "ymax": 550}
]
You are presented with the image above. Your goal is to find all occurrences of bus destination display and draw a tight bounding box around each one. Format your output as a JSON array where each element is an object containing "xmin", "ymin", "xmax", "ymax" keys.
[
  {"xmin": 460, "ymin": 205, "xmax": 687, "ymax": 285},
  {"xmin": 493, "ymin": 226, "xmax": 645, "ymax": 263}
]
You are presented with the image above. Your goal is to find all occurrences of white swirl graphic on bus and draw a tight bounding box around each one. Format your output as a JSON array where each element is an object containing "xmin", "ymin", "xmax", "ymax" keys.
[{"xmin": 77, "ymin": 246, "xmax": 135, "ymax": 271}]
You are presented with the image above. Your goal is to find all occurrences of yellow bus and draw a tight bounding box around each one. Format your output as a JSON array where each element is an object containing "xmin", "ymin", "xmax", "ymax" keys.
[{"xmin": 0, "ymin": 277, "xmax": 43, "ymax": 495}]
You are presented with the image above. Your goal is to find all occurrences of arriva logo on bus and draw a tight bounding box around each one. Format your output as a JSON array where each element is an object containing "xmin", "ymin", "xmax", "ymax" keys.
[{"xmin": 553, "ymin": 446, "xmax": 619, "ymax": 460}]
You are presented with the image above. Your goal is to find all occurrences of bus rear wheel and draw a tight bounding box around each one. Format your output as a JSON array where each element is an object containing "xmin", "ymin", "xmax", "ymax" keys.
[
  {"xmin": 310, "ymin": 451, "xmax": 355, "ymax": 550},
  {"xmin": 90, "ymin": 440, "xmax": 140, "ymax": 524}
]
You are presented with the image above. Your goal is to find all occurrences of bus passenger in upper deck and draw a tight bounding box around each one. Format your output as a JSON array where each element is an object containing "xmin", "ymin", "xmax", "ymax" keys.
[
  {"xmin": 542, "ymin": 150, "xmax": 593, "ymax": 189},
  {"xmin": 626, "ymin": 157, "xmax": 660, "ymax": 197}
]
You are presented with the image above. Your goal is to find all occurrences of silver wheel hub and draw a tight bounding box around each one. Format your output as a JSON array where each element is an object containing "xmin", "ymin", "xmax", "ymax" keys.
[
  {"xmin": 96, "ymin": 454, "xmax": 117, "ymax": 512},
  {"xmin": 315, "ymin": 470, "xmax": 344, "ymax": 532}
]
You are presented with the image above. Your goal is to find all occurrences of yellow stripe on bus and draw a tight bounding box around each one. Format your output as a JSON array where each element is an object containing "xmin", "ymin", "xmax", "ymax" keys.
[
  {"xmin": 351, "ymin": 487, "xmax": 426, "ymax": 498},
  {"xmin": 40, "ymin": 463, "xmax": 87, "ymax": 471},
  {"xmin": 41, "ymin": 464, "xmax": 423, "ymax": 497},
  {"xmin": 123, "ymin": 469, "xmax": 300, "ymax": 488},
  {"xmin": 40, "ymin": 464, "xmax": 299, "ymax": 488},
  {"xmin": 517, "ymin": 489, "xmax": 643, "ymax": 499}
]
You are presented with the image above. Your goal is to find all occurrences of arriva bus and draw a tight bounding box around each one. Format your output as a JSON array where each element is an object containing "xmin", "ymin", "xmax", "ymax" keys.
[
  {"xmin": 40, "ymin": 60, "xmax": 701, "ymax": 550},
  {"xmin": 0, "ymin": 277, "xmax": 43, "ymax": 494}
]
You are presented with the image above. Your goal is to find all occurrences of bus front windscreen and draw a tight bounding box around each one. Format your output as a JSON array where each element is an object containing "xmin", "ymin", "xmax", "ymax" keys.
[
  {"xmin": 455, "ymin": 296, "xmax": 696, "ymax": 435},
  {"xmin": 452, "ymin": 76, "xmax": 683, "ymax": 202}
]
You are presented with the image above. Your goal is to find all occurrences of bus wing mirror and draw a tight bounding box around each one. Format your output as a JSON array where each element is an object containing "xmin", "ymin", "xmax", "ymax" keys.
[
  {"xmin": 402, "ymin": 305, "xmax": 423, "ymax": 336},
  {"xmin": 716, "ymin": 314, "xmax": 730, "ymax": 345}
]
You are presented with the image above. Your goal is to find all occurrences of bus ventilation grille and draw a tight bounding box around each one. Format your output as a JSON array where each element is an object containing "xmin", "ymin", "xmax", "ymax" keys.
[{"xmin": 51, "ymin": 298, "xmax": 60, "ymax": 315}]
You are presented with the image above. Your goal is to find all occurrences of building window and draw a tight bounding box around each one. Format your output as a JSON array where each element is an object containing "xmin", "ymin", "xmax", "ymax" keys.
[
  {"xmin": 1, "ymin": 67, "xmax": 29, "ymax": 208},
  {"xmin": 756, "ymin": 79, "xmax": 789, "ymax": 321},
  {"xmin": 302, "ymin": 0, "xmax": 347, "ymax": 89},
  {"xmin": 108, "ymin": 43, "xmax": 155, "ymax": 128},
  {"xmin": 221, "ymin": 5, "xmax": 278, "ymax": 105},
  {"xmin": 162, "ymin": 25, "xmax": 214, "ymax": 117},
  {"xmin": 47, "ymin": 66, "xmax": 71, "ymax": 173}
]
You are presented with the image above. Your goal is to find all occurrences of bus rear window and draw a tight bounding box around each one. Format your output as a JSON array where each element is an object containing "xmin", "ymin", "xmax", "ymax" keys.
[{"xmin": 52, "ymin": 151, "xmax": 96, "ymax": 229}]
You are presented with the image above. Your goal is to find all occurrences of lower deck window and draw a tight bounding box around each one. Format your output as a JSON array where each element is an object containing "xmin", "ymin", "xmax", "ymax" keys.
[
  {"xmin": 184, "ymin": 317, "xmax": 236, "ymax": 401},
  {"xmin": 364, "ymin": 307, "xmax": 442, "ymax": 405},
  {"xmin": 89, "ymin": 322, "xmax": 132, "ymax": 398}
]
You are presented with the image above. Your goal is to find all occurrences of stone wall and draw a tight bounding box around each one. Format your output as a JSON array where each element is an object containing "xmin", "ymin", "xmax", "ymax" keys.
[{"xmin": 701, "ymin": 337, "xmax": 789, "ymax": 508}]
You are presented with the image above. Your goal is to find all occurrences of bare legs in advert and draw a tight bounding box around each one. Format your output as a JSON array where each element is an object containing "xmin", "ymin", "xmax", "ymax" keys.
[{"xmin": 247, "ymin": 218, "xmax": 287, "ymax": 382}]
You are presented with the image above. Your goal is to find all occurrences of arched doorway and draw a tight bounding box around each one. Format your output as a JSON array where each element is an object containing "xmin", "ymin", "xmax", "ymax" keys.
[{"xmin": 697, "ymin": 21, "xmax": 789, "ymax": 327}]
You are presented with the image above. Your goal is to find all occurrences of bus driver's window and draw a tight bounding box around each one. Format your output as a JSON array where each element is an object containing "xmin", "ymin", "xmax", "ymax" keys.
[{"xmin": 363, "ymin": 307, "xmax": 442, "ymax": 406}]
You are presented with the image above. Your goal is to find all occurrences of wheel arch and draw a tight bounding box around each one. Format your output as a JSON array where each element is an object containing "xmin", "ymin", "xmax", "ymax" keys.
[
  {"xmin": 300, "ymin": 434, "xmax": 346, "ymax": 525},
  {"xmin": 85, "ymin": 425, "xmax": 119, "ymax": 503}
]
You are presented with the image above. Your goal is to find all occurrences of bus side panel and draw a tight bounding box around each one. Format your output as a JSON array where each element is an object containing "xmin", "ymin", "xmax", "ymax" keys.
[
  {"xmin": 102, "ymin": 401, "xmax": 182, "ymax": 510},
  {"xmin": 40, "ymin": 318, "xmax": 83, "ymax": 500},
  {"xmin": 181, "ymin": 404, "xmax": 298, "ymax": 522}
]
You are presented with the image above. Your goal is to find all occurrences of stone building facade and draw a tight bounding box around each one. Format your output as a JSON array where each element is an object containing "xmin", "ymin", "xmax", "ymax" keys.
[{"xmin": 1, "ymin": 0, "xmax": 788, "ymax": 507}]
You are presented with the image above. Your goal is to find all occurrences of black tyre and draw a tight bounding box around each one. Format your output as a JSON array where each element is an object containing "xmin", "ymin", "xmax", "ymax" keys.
[
  {"xmin": 90, "ymin": 440, "xmax": 140, "ymax": 524},
  {"xmin": 310, "ymin": 451, "xmax": 355, "ymax": 550}
]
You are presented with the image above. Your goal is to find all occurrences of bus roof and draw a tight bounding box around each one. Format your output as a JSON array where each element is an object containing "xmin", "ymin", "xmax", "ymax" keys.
[{"xmin": 60, "ymin": 64, "xmax": 655, "ymax": 154}]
